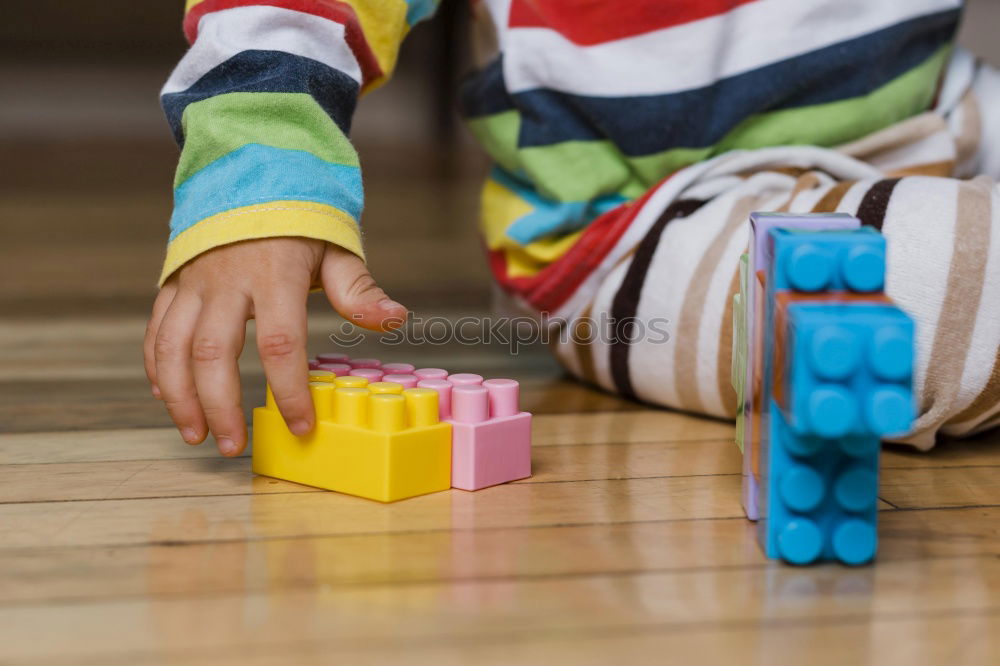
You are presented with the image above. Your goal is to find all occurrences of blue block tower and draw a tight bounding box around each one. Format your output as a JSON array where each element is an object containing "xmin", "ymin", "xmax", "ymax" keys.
[{"xmin": 754, "ymin": 224, "xmax": 915, "ymax": 565}]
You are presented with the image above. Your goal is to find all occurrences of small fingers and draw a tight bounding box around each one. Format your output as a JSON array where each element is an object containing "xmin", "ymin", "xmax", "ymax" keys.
[
  {"xmin": 154, "ymin": 291, "xmax": 207, "ymax": 444},
  {"xmin": 254, "ymin": 287, "xmax": 313, "ymax": 435},
  {"xmin": 144, "ymin": 282, "xmax": 178, "ymax": 398},
  {"xmin": 192, "ymin": 294, "xmax": 250, "ymax": 457}
]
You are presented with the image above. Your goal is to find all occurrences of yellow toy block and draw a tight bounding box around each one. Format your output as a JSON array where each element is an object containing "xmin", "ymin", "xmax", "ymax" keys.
[{"xmin": 252, "ymin": 381, "xmax": 452, "ymax": 502}]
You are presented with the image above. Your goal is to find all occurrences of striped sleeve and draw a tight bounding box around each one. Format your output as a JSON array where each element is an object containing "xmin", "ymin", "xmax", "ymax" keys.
[{"xmin": 158, "ymin": 0, "xmax": 439, "ymax": 284}]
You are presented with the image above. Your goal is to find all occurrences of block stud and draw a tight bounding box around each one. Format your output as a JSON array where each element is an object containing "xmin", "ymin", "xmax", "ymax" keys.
[
  {"xmin": 350, "ymin": 368, "xmax": 385, "ymax": 383},
  {"xmin": 383, "ymin": 373, "xmax": 418, "ymax": 388},
  {"xmin": 838, "ymin": 435, "xmax": 878, "ymax": 458},
  {"xmin": 806, "ymin": 385, "xmax": 856, "ymax": 438},
  {"xmin": 334, "ymin": 387, "xmax": 369, "ymax": 426},
  {"xmin": 317, "ymin": 362, "xmax": 352, "ymax": 376},
  {"xmin": 414, "ymin": 368, "xmax": 448, "ymax": 381},
  {"xmin": 417, "ymin": 379, "xmax": 452, "ymax": 419},
  {"xmin": 452, "ymin": 385, "xmax": 488, "ymax": 423},
  {"xmin": 316, "ymin": 352, "xmax": 350, "ymax": 364},
  {"xmin": 448, "ymin": 373, "xmax": 484, "ymax": 387},
  {"xmin": 333, "ymin": 376, "xmax": 368, "ymax": 389},
  {"xmin": 777, "ymin": 518, "xmax": 823, "ymax": 565},
  {"xmin": 842, "ymin": 244, "xmax": 885, "ymax": 292},
  {"xmin": 308, "ymin": 370, "xmax": 337, "ymax": 383},
  {"xmin": 308, "ymin": 358, "xmax": 321, "ymax": 370},
  {"xmin": 866, "ymin": 386, "xmax": 913, "ymax": 436},
  {"xmin": 368, "ymin": 381, "xmax": 404, "ymax": 395},
  {"xmin": 483, "ymin": 378, "xmax": 520, "ymax": 418},
  {"xmin": 265, "ymin": 383, "xmax": 277, "ymax": 410},
  {"xmin": 832, "ymin": 519, "xmax": 877, "ymax": 565},
  {"xmin": 368, "ymin": 393, "xmax": 406, "ymax": 432},
  {"xmin": 869, "ymin": 326, "xmax": 912, "ymax": 381},
  {"xmin": 348, "ymin": 358, "xmax": 381, "ymax": 369},
  {"xmin": 785, "ymin": 244, "xmax": 833, "ymax": 292},
  {"xmin": 309, "ymin": 381, "xmax": 337, "ymax": 421},
  {"xmin": 382, "ymin": 362, "xmax": 416, "ymax": 375},
  {"xmin": 779, "ymin": 465, "xmax": 825, "ymax": 513},
  {"xmin": 808, "ymin": 325, "xmax": 859, "ymax": 381},
  {"xmin": 404, "ymin": 388, "xmax": 439, "ymax": 427},
  {"xmin": 834, "ymin": 467, "xmax": 877, "ymax": 512}
]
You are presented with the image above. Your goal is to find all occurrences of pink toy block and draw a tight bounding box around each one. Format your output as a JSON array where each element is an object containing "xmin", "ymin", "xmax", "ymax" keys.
[
  {"xmin": 448, "ymin": 373, "xmax": 483, "ymax": 387},
  {"xmin": 350, "ymin": 367, "xmax": 384, "ymax": 382},
  {"xmin": 414, "ymin": 368, "xmax": 448, "ymax": 381},
  {"xmin": 383, "ymin": 373, "xmax": 419, "ymax": 388},
  {"xmin": 318, "ymin": 362, "xmax": 352, "ymax": 375},
  {"xmin": 308, "ymin": 358, "xmax": 321, "ymax": 369},
  {"xmin": 316, "ymin": 352, "xmax": 350, "ymax": 364},
  {"xmin": 382, "ymin": 362, "xmax": 416, "ymax": 375},
  {"xmin": 309, "ymin": 353, "xmax": 533, "ymax": 492},
  {"xmin": 422, "ymin": 376, "xmax": 531, "ymax": 491}
]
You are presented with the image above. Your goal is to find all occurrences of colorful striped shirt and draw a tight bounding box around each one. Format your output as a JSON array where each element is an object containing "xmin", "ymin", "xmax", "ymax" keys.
[{"xmin": 161, "ymin": 0, "xmax": 962, "ymax": 285}]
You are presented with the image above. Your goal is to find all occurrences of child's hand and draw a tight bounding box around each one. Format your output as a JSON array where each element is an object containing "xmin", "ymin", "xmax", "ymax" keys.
[{"xmin": 143, "ymin": 238, "xmax": 406, "ymax": 457}]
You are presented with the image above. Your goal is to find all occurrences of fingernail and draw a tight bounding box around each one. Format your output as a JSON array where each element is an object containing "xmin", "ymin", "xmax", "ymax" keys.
[
  {"xmin": 218, "ymin": 437, "xmax": 238, "ymax": 456},
  {"xmin": 289, "ymin": 419, "xmax": 312, "ymax": 435},
  {"xmin": 378, "ymin": 298, "xmax": 406, "ymax": 314},
  {"xmin": 151, "ymin": 385, "xmax": 161, "ymax": 399},
  {"xmin": 181, "ymin": 427, "xmax": 198, "ymax": 444}
]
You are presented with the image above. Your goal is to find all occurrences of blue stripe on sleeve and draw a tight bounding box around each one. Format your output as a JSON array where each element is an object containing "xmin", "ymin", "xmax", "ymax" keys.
[
  {"xmin": 405, "ymin": 0, "xmax": 439, "ymax": 26},
  {"xmin": 169, "ymin": 143, "xmax": 363, "ymax": 241},
  {"xmin": 162, "ymin": 50, "xmax": 360, "ymax": 145},
  {"xmin": 492, "ymin": 168, "xmax": 627, "ymax": 244}
]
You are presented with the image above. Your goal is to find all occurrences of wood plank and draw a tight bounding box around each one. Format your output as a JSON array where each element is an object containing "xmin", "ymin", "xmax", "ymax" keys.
[
  {"xmin": 0, "ymin": 476, "xmax": 745, "ymax": 549},
  {"xmin": 0, "ymin": 410, "xmax": 728, "ymax": 465},
  {"xmin": 0, "ymin": 555, "xmax": 996, "ymax": 662},
  {"xmin": 33, "ymin": 613, "xmax": 996, "ymax": 666},
  {"xmin": 0, "ymin": 439, "xmax": 742, "ymax": 503},
  {"xmin": 0, "ymin": 428, "xmax": 228, "ymax": 465},
  {"xmin": 0, "ymin": 506, "xmax": 995, "ymax": 606},
  {"xmin": 879, "ymin": 466, "xmax": 1000, "ymax": 509},
  {"xmin": 882, "ymin": 435, "xmax": 1000, "ymax": 468}
]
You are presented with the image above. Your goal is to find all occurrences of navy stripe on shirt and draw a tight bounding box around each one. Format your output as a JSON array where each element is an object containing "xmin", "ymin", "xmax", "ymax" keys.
[
  {"xmin": 462, "ymin": 8, "xmax": 959, "ymax": 156},
  {"xmin": 162, "ymin": 50, "xmax": 360, "ymax": 145}
]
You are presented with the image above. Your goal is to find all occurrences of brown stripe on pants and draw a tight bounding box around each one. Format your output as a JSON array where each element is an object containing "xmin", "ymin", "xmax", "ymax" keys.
[
  {"xmin": 672, "ymin": 196, "xmax": 758, "ymax": 413},
  {"xmin": 608, "ymin": 199, "xmax": 705, "ymax": 399},
  {"xmin": 811, "ymin": 181, "xmax": 855, "ymax": 213},
  {"xmin": 570, "ymin": 304, "xmax": 599, "ymax": 386},
  {"xmin": 715, "ymin": 267, "xmax": 742, "ymax": 419},
  {"xmin": 909, "ymin": 176, "xmax": 994, "ymax": 439},
  {"xmin": 942, "ymin": 177, "xmax": 1000, "ymax": 430}
]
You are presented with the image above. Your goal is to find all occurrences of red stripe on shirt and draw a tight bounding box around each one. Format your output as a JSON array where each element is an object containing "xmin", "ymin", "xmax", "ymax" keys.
[
  {"xmin": 184, "ymin": 0, "xmax": 384, "ymax": 86},
  {"xmin": 508, "ymin": 0, "xmax": 760, "ymax": 46}
]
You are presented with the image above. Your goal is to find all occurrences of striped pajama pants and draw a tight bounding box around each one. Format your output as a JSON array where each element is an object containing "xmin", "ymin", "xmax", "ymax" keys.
[{"xmin": 539, "ymin": 53, "xmax": 1000, "ymax": 449}]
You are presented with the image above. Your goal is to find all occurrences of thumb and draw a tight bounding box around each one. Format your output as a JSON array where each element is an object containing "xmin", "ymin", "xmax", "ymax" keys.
[{"xmin": 319, "ymin": 245, "xmax": 408, "ymax": 332}]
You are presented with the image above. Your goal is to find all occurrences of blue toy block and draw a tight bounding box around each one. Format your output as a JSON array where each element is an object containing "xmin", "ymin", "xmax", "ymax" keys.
[
  {"xmin": 739, "ymin": 213, "xmax": 860, "ymax": 521},
  {"xmin": 735, "ymin": 219, "xmax": 917, "ymax": 565},
  {"xmin": 758, "ymin": 302, "xmax": 914, "ymax": 566},
  {"xmin": 770, "ymin": 227, "xmax": 886, "ymax": 294}
]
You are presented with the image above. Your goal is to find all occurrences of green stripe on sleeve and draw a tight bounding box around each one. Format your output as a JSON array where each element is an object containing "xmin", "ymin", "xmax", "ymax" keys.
[{"xmin": 175, "ymin": 92, "xmax": 360, "ymax": 188}]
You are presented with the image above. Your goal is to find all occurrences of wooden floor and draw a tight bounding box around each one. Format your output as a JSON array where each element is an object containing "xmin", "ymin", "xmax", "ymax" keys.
[{"xmin": 2, "ymin": 139, "xmax": 1000, "ymax": 665}]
